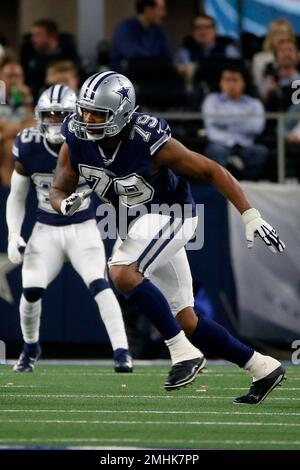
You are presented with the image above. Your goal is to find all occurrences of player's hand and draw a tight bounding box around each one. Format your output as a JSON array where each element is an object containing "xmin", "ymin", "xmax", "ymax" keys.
[
  {"xmin": 60, "ymin": 190, "xmax": 92, "ymax": 216},
  {"xmin": 8, "ymin": 235, "xmax": 26, "ymax": 264},
  {"xmin": 242, "ymin": 208, "xmax": 285, "ymax": 254}
]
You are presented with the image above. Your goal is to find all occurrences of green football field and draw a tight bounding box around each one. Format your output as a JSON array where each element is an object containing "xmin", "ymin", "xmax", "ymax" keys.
[{"xmin": 0, "ymin": 362, "xmax": 299, "ymax": 450}]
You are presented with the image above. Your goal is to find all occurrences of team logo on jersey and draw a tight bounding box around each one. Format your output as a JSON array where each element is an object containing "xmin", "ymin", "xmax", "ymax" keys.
[{"xmin": 114, "ymin": 86, "xmax": 131, "ymax": 105}]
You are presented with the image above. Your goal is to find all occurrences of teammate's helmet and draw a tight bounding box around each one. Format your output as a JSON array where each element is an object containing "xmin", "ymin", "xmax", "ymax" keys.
[
  {"xmin": 73, "ymin": 71, "xmax": 136, "ymax": 140},
  {"xmin": 36, "ymin": 85, "xmax": 76, "ymax": 144}
]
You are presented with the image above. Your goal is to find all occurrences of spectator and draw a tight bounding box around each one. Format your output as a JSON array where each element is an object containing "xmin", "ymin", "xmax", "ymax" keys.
[
  {"xmin": 252, "ymin": 19, "xmax": 296, "ymax": 88},
  {"xmin": 176, "ymin": 14, "xmax": 240, "ymax": 89},
  {"xmin": 45, "ymin": 60, "xmax": 80, "ymax": 92},
  {"xmin": 203, "ymin": 67, "xmax": 267, "ymax": 181},
  {"xmin": 261, "ymin": 39, "xmax": 300, "ymax": 111},
  {"xmin": 21, "ymin": 19, "xmax": 79, "ymax": 102},
  {"xmin": 283, "ymin": 103, "xmax": 300, "ymax": 179},
  {"xmin": 97, "ymin": 40, "xmax": 111, "ymax": 72},
  {"xmin": 285, "ymin": 103, "xmax": 300, "ymax": 141},
  {"xmin": 110, "ymin": 0, "xmax": 172, "ymax": 72},
  {"xmin": 0, "ymin": 33, "xmax": 18, "ymax": 67},
  {"xmin": 0, "ymin": 61, "xmax": 34, "ymax": 186}
]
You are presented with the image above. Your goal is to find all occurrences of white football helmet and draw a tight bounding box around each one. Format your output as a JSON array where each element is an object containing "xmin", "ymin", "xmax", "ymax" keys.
[
  {"xmin": 36, "ymin": 85, "xmax": 76, "ymax": 144},
  {"xmin": 73, "ymin": 71, "xmax": 136, "ymax": 140}
]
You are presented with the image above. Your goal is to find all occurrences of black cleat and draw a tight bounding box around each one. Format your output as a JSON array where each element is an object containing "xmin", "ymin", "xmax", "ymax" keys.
[
  {"xmin": 13, "ymin": 343, "xmax": 41, "ymax": 372},
  {"xmin": 113, "ymin": 348, "xmax": 133, "ymax": 373},
  {"xmin": 233, "ymin": 365, "xmax": 286, "ymax": 405},
  {"xmin": 164, "ymin": 356, "xmax": 206, "ymax": 391}
]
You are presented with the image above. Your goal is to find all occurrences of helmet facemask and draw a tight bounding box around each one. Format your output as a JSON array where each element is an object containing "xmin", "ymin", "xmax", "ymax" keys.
[
  {"xmin": 76, "ymin": 104, "xmax": 116, "ymax": 140},
  {"xmin": 74, "ymin": 101, "xmax": 129, "ymax": 141},
  {"xmin": 38, "ymin": 109, "xmax": 72, "ymax": 144},
  {"xmin": 36, "ymin": 85, "xmax": 77, "ymax": 145}
]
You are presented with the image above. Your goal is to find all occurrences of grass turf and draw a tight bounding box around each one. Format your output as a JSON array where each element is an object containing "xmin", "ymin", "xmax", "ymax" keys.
[{"xmin": 0, "ymin": 363, "xmax": 299, "ymax": 450}]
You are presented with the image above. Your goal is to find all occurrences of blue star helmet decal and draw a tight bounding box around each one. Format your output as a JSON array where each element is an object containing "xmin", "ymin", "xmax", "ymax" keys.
[{"xmin": 114, "ymin": 86, "xmax": 131, "ymax": 105}]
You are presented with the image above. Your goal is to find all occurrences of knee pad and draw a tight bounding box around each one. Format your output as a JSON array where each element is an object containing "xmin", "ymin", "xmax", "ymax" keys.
[
  {"xmin": 89, "ymin": 278, "xmax": 110, "ymax": 297},
  {"xmin": 23, "ymin": 287, "xmax": 45, "ymax": 302}
]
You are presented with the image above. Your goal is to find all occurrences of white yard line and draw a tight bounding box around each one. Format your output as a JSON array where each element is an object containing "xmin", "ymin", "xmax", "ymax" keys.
[
  {"xmin": 0, "ymin": 372, "xmax": 244, "ymax": 377},
  {"xmin": 0, "ymin": 409, "xmax": 299, "ymax": 416},
  {"xmin": 0, "ymin": 418, "xmax": 299, "ymax": 426},
  {"xmin": 1, "ymin": 372, "xmax": 298, "ymax": 379},
  {"xmin": 0, "ymin": 393, "xmax": 298, "ymax": 400},
  {"xmin": 0, "ymin": 437, "xmax": 298, "ymax": 446},
  {"xmin": 1, "ymin": 360, "xmax": 251, "ymax": 367},
  {"xmin": 0, "ymin": 384, "xmax": 298, "ymax": 391},
  {"xmin": 0, "ymin": 385, "xmax": 45, "ymax": 388},
  {"xmin": 2, "ymin": 359, "xmax": 295, "ymax": 366}
]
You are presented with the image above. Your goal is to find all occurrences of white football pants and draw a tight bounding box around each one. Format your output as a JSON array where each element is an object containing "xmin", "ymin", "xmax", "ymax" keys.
[{"xmin": 109, "ymin": 213, "xmax": 198, "ymax": 316}]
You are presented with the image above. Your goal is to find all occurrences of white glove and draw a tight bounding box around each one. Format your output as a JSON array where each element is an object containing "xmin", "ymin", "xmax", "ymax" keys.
[
  {"xmin": 242, "ymin": 208, "xmax": 285, "ymax": 254},
  {"xmin": 60, "ymin": 190, "xmax": 92, "ymax": 216},
  {"xmin": 7, "ymin": 235, "xmax": 27, "ymax": 264}
]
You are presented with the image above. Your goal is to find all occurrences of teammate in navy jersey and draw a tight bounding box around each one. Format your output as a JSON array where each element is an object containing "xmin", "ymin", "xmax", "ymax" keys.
[
  {"xmin": 50, "ymin": 72, "xmax": 286, "ymax": 403},
  {"xmin": 6, "ymin": 85, "xmax": 132, "ymax": 373}
]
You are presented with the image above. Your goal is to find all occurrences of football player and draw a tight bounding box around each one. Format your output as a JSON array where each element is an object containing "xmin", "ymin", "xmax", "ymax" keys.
[
  {"xmin": 49, "ymin": 72, "xmax": 286, "ymax": 403},
  {"xmin": 6, "ymin": 84, "xmax": 132, "ymax": 373}
]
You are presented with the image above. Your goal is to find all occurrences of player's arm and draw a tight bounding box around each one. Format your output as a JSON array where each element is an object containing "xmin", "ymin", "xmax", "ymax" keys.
[
  {"xmin": 50, "ymin": 141, "xmax": 78, "ymax": 211},
  {"xmin": 157, "ymin": 138, "xmax": 251, "ymax": 213},
  {"xmin": 6, "ymin": 162, "xmax": 30, "ymax": 263},
  {"xmin": 156, "ymin": 138, "xmax": 285, "ymax": 253},
  {"xmin": 49, "ymin": 142, "xmax": 88, "ymax": 216}
]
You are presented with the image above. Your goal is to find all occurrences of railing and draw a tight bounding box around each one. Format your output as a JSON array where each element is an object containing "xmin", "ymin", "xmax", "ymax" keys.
[{"xmin": 159, "ymin": 111, "xmax": 300, "ymax": 184}]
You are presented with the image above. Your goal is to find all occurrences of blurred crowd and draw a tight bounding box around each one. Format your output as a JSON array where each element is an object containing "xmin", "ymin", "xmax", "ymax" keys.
[{"xmin": 1, "ymin": 0, "xmax": 300, "ymax": 186}]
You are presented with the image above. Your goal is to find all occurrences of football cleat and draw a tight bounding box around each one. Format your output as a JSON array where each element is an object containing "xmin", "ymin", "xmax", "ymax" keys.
[
  {"xmin": 113, "ymin": 348, "xmax": 133, "ymax": 373},
  {"xmin": 164, "ymin": 356, "xmax": 206, "ymax": 391},
  {"xmin": 233, "ymin": 365, "xmax": 286, "ymax": 405},
  {"xmin": 13, "ymin": 342, "xmax": 42, "ymax": 372}
]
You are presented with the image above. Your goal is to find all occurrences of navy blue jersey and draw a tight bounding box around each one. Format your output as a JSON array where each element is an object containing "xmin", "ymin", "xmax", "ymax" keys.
[
  {"xmin": 62, "ymin": 112, "xmax": 195, "ymax": 228},
  {"xmin": 13, "ymin": 127, "xmax": 95, "ymax": 226}
]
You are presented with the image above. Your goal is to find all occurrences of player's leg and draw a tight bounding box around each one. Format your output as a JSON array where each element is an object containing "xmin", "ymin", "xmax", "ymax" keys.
[
  {"xmin": 154, "ymin": 249, "xmax": 285, "ymax": 404},
  {"xmin": 151, "ymin": 247, "xmax": 254, "ymax": 364},
  {"xmin": 109, "ymin": 213, "xmax": 205, "ymax": 390},
  {"xmin": 65, "ymin": 220, "xmax": 132, "ymax": 372},
  {"xmin": 14, "ymin": 223, "xmax": 64, "ymax": 372},
  {"xmin": 182, "ymin": 308, "xmax": 285, "ymax": 405}
]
